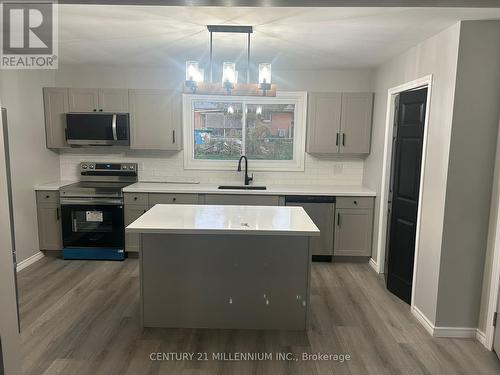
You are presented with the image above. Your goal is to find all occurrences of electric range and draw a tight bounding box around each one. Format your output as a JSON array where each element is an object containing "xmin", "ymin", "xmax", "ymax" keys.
[{"xmin": 59, "ymin": 162, "xmax": 137, "ymax": 260}]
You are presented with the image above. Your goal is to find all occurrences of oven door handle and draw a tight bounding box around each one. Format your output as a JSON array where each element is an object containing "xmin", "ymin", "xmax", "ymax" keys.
[
  {"xmin": 112, "ymin": 114, "xmax": 118, "ymax": 141},
  {"xmin": 60, "ymin": 198, "xmax": 123, "ymax": 206}
]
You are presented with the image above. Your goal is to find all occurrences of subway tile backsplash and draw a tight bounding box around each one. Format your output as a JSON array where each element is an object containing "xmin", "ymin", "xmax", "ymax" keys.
[{"xmin": 60, "ymin": 152, "xmax": 364, "ymax": 186}]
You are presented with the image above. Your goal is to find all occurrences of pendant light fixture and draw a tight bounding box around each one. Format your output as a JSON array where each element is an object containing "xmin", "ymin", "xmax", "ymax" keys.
[{"xmin": 184, "ymin": 25, "xmax": 276, "ymax": 96}]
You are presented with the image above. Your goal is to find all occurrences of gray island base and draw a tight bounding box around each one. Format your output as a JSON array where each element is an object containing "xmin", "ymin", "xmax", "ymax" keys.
[{"xmin": 126, "ymin": 204, "xmax": 320, "ymax": 330}]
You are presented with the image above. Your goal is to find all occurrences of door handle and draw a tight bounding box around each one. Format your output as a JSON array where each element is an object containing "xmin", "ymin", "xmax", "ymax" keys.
[
  {"xmin": 172, "ymin": 130, "xmax": 176, "ymax": 143},
  {"xmin": 337, "ymin": 213, "xmax": 341, "ymax": 227},
  {"xmin": 336, "ymin": 132, "xmax": 339, "ymax": 146},
  {"xmin": 112, "ymin": 114, "xmax": 118, "ymax": 141},
  {"xmin": 56, "ymin": 207, "xmax": 60, "ymax": 221},
  {"xmin": 342, "ymin": 133, "xmax": 346, "ymax": 147}
]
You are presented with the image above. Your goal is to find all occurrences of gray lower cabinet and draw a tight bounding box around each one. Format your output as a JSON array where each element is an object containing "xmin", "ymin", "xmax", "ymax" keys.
[
  {"xmin": 124, "ymin": 193, "xmax": 200, "ymax": 252},
  {"xmin": 334, "ymin": 197, "xmax": 374, "ymax": 256},
  {"xmin": 36, "ymin": 191, "xmax": 62, "ymax": 251},
  {"xmin": 149, "ymin": 193, "xmax": 199, "ymax": 205},
  {"xmin": 124, "ymin": 205, "xmax": 149, "ymax": 252},
  {"xmin": 204, "ymin": 194, "xmax": 280, "ymax": 206}
]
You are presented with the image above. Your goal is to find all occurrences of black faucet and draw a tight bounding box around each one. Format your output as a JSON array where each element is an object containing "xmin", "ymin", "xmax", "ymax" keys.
[{"xmin": 237, "ymin": 156, "xmax": 253, "ymax": 185}]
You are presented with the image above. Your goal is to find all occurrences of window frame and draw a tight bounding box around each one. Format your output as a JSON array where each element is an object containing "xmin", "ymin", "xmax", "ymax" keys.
[{"xmin": 182, "ymin": 91, "xmax": 307, "ymax": 171}]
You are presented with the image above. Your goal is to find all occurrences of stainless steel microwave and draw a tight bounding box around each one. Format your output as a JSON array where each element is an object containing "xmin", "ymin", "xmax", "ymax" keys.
[{"xmin": 66, "ymin": 113, "xmax": 130, "ymax": 146}]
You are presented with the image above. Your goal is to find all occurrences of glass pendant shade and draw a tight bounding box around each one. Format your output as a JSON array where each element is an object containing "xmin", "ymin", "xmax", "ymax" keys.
[
  {"xmin": 185, "ymin": 61, "xmax": 199, "ymax": 82},
  {"xmin": 222, "ymin": 62, "xmax": 237, "ymax": 84},
  {"xmin": 258, "ymin": 63, "xmax": 272, "ymax": 85}
]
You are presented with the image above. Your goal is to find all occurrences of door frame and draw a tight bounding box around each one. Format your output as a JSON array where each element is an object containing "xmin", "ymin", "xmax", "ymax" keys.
[
  {"xmin": 484, "ymin": 118, "xmax": 500, "ymax": 350},
  {"xmin": 374, "ymin": 75, "xmax": 433, "ymax": 308}
]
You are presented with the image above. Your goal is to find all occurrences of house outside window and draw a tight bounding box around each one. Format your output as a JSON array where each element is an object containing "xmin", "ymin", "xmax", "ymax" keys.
[{"xmin": 183, "ymin": 92, "xmax": 307, "ymax": 171}]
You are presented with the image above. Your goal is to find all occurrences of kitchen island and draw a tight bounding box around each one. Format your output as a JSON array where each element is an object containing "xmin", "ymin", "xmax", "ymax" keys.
[{"xmin": 126, "ymin": 204, "xmax": 319, "ymax": 330}]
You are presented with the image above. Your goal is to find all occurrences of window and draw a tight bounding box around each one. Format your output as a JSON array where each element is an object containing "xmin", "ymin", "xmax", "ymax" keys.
[{"xmin": 183, "ymin": 92, "xmax": 307, "ymax": 171}]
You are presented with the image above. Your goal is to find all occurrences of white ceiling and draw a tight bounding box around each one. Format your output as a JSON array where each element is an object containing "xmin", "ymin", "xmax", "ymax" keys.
[{"xmin": 59, "ymin": 5, "xmax": 500, "ymax": 70}]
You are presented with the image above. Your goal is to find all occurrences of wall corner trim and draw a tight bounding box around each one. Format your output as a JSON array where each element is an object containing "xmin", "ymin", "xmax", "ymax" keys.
[
  {"xmin": 411, "ymin": 306, "xmax": 435, "ymax": 336},
  {"xmin": 411, "ymin": 306, "xmax": 485, "ymax": 343},
  {"xmin": 369, "ymin": 258, "xmax": 379, "ymax": 273},
  {"xmin": 16, "ymin": 251, "xmax": 44, "ymax": 272},
  {"xmin": 476, "ymin": 329, "xmax": 487, "ymax": 347}
]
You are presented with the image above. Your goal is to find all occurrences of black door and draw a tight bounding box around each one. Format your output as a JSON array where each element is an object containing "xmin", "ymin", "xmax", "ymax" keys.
[{"xmin": 386, "ymin": 88, "xmax": 427, "ymax": 304}]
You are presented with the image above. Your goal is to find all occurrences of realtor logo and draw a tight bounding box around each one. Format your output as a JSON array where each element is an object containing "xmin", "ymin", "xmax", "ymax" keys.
[{"xmin": 1, "ymin": 1, "xmax": 58, "ymax": 69}]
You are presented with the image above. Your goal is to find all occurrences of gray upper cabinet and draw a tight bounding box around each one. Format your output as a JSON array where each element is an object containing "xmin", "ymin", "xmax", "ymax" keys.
[
  {"xmin": 36, "ymin": 191, "xmax": 62, "ymax": 251},
  {"xmin": 339, "ymin": 93, "xmax": 373, "ymax": 154},
  {"xmin": 306, "ymin": 93, "xmax": 342, "ymax": 154},
  {"xmin": 98, "ymin": 89, "xmax": 129, "ymax": 112},
  {"xmin": 68, "ymin": 88, "xmax": 128, "ymax": 112},
  {"xmin": 43, "ymin": 87, "xmax": 69, "ymax": 149},
  {"xmin": 129, "ymin": 89, "xmax": 181, "ymax": 150},
  {"xmin": 68, "ymin": 88, "xmax": 99, "ymax": 112},
  {"xmin": 306, "ymin": 92, "xmax": 373, "ymax": 155}
]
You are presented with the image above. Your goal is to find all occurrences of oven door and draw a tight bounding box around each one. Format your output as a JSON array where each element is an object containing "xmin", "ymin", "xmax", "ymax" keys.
[{"xmin": 60, "ymin": 198, "xmax": 124, "ymax": 249}]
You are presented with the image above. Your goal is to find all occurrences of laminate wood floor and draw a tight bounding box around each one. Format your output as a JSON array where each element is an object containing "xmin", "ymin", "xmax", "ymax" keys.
[{"xmin": 18, "ymin": 257, "xmax": 500, "ymax": 375}]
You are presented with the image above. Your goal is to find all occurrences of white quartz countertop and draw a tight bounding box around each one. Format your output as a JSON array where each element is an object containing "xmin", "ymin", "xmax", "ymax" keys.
[
  {"xmin": 34, "ymin": 180, "xmax": 75, "ymax": 191},
  {"xmin": 122, "ymin": 182, "xmax": 376, "ymax": 197},
  {"xmin": 126, "ymin": 204, "xmax": 321, "ymax": 236}
]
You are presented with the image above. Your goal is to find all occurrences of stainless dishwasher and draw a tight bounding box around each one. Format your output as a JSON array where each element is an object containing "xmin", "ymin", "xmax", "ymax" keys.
[{"xmin": 285, "ymin": 196, "xmax": 335, "ymax": 261}]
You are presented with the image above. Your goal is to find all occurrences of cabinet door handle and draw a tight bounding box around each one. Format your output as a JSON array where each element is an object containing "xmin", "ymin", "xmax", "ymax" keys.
[
  {"xmin": 56, "ymin": 207, "xmax": 60, "ymax": 221},
  {"xmin": 336, "ymin": 132, "xmax": 339, "ymax": 146},
  {"xmin": 337, "ymin": 213, "xmax": 341, "ymax": 227},
  {"xmin": 342, "ymin": 133, "xmax": 346, "ymax": 146},
  {"xmin": 172, "ymin": 130, "xmax": 176, "ymax": 143}
]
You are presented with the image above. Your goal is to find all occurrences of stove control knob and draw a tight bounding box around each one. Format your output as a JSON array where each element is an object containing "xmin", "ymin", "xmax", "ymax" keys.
[
  {"xmin": 122, "ymin": 165, "xmax": 127, "ymax": 170},
  {"xmin": 89, "ymin": 165, "xmax": 95, "ymax": 169},
  {"xmin": 82, "ymin": 164, "xmax": 88, "ymax": 169},
  {"xmin": 129, "ymin": 165, "xmax": 135, "ymax": 170}
]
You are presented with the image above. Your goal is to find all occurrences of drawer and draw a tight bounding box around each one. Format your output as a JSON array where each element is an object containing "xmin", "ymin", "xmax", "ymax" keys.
[
  {"xmin": 336, "ymin": 197, "xmax": 374, "ymax": 209},
  {"xmin": 124, "ymin": 193, "xmax": 149, "ymax": 205},
  {"xmin": 36, "ymin": 190, "xmax": 59, "ymax": 203},
  {"xmin": 205, "ymin": 194, "xmax": 280, "ymax": 206},
  {"xmin": 149, "ymin": 193, "xmax": 199, "ymax": 205}
]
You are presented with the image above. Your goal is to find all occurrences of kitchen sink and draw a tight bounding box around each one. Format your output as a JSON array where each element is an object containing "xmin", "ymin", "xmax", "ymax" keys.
[{"xmin": 218, "ymin": 185, "xmax": 267, "ymax": 190}]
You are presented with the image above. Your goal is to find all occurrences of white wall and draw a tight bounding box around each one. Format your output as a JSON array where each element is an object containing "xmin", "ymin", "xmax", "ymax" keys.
[
  {"xmin": 363, "ymin": 23, "xmax": 461, "ymax": 325},
  {"xmin": 56, "ymin": 65, "xmax": 374, "ymax": 186},
  {"xmin": 0, "ymin": 70, "xmax": 60, "ymax": 263}
]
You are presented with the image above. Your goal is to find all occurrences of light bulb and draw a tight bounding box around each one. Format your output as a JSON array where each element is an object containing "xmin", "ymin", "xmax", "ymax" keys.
[
  {"xmin": 186, "ymin": 61, "xmax": 199, "ymax": 82},
  {"xmin": 222, "ymin": 62, "xmax": 236, "ymax": 85},
  {"xmin": 258, "ymin": 63, "xmax": 271, "ymax": 85}
]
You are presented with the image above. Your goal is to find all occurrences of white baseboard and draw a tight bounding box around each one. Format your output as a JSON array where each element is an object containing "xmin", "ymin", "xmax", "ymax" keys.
[
  {"xmin": 433, "ymin": 326, "xmax": 477, "ymax": 338},
  {"xmin": 17, "ymin": 251, "xmax": 44, "ymax": 272},
  {"xmin": 369, "ymin": 258, "xmax": 379, "ymax": 273},
  {"xmin": 411, "ymin": 306, "xmax": 435, "ymax": 336},
  {"xmin": 411, "ymin": 306, "xmax": 484, "ymax": 341},
  {"xmin": 476, "ymin": 329, "xmax": 487, "ymax": 346}
]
